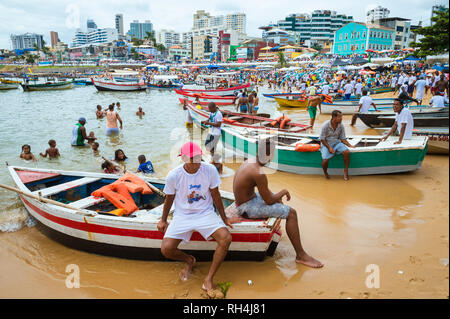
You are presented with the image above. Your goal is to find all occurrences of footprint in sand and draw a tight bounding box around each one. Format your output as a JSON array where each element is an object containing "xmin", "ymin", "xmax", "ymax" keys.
[{"xmin": 408, "ymin": 277, "xmax": 425, "ymax": 284}]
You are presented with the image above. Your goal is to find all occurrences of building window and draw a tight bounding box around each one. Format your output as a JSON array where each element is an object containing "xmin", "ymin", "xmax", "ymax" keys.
[
  {"xmin": 357, "ymin": 32, "xmax": 360, "ymax": 38},
  {"xmin": 355, "ymin": 44, "xmax": 358, "ymax": 50},
  {"xmin": 339, "ymin": 34, "xmax": 342, "ymax": 40},
  {"xmin": 338, "ymin": 45, "xmax": 341, "ymax": 51},
  {"xmin": 361, "ymin": 44, "xmax": 364, "ymax": 49},
  {"xmin": 381, "ymin": 32, "xmax": 384, "ymax": 38},
  {"xmin": 344, "ymin": 44, "xmax": 347, "ymax": 50},
  {"xmin": 396, "ymin": 26, "xmax": 404, "ymax": 32}
]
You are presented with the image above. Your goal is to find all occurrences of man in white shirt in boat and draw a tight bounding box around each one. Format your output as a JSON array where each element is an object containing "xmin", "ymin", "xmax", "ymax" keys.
[
  {"xmin": 232, "ymin": 138, "xmax": 323, "ymax": 268},
  {"xmin": 429, "ymin": 91, "xmax": 446, "ymax": 108},
  {"xmin": 380, "ymin": 98, "xmax": 414, "ymax": 145},
  {"xmin": 202, "ymin": 102, "xmax": 223, "ymax": 174},
  {"xmin": 351, "ymin": 89, "xmax": 378, "ymax": 126},
  {"xmin": 158, "ymin": 142, "xmax": 233, "ymax": 293}
]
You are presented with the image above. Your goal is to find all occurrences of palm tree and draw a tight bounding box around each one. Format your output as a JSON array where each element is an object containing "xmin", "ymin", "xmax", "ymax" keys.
[{"xmin": 276, "ymin": 51, "xmax": 287, "ymax": 68}]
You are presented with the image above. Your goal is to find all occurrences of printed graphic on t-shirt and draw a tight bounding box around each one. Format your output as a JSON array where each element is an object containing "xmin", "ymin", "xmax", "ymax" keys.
[{"xmin": 187, "ymin": 184, "xmax": 206, "ymax": 204}]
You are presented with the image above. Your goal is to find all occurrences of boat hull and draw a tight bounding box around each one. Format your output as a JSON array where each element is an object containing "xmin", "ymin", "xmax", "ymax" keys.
[
  {"xmin": 0, "ymin": 83, "xmax": 19, "ymax": 90},
  {"xmin": 221, "ymin": 127, "xmax": 428, "ymax": 176},
  {"xmin": 92, "ymin": 78, "xmax": 147, "ymax": 91},
  {"xmin": 9, "ymin": 166, "xmax": 281, "ymax": 261},
  {"xmin": 274, "ymin": 97, "xmax": 308, "ymax": 108},
  {"xmin": 182, "ymin": 83, "xmax": 251, "ymax": 96},
  {"xmin": 20, "ymin": 82, "xmax": 73, "ymax": 91},
  {"xmin": 358, "ymin": 109, "xmax": 449, "ymax": 128}
]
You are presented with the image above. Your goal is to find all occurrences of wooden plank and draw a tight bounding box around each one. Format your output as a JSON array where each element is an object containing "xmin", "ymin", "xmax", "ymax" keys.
[
  {"xmin": 32, "ymin": 177, "xmax": 100, "ymax": 197},
  {"xmin": 70, "ymin": 196, "xmax": 106, "ymax": 209}
]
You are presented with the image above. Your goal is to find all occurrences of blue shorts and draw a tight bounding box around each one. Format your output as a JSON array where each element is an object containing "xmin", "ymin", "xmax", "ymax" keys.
[
  {"xmin": 106, "ymin": 127, "xmax": 119, "ymax": 135},
  {"xmin": 344, "ymin": 94, "xmax": 351, "ymax": 100},
  {"xmin": 240, "ymin": 104, "xmax": 248, "ymax": 113},
  {"xmin": 235, "ymin": 194, "xmax": 290, "ymax": 219},
  {"xmin": 320, "ymin": 142, "xmax": 349, "ymax": 160}
]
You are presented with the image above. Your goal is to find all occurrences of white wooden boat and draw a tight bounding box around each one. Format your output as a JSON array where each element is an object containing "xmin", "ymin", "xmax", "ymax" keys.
[
  {"xmin": 7, "ymin": 166, "xmax": 282, "ymax": 261},
  {"xmin": 182, "ymin": 83, "xmax": 252, "ymax": 96},
  {"xmin": 91, "ymin": 77, "xmax": 147, "ymax": 91}
]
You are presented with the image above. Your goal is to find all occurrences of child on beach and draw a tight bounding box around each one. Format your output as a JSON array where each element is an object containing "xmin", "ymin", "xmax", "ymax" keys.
[
  {"xmin": 96, "ymin": 105, "xmax": 105, "ymax": 119},
  {"xmin": 136, "ymin": 155, "xmax": 155, "ymax": 174},
  {"xmin": 20, "ymin": 144, "xmax": 37, "ymax": 162},
  {"xmin": 136, "ymin": 107, "xmax": 145, "ymax": 117},
  {"xmin": 86, "ymin": 131, "xmax": 97, "ymax": 144},
  {"xmin": 39, "ymin": 139, "xmax": 60, "ymax": 158},
  {"xmin": 91, "ymin": 142, "xmax": 99, "ymax": 155}
]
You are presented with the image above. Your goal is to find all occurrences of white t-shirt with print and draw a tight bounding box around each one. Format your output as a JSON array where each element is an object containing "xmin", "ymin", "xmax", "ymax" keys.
[
  {"xmin": 208, "ymin": 110, "xmax": 223, "ymax": 136},
  {"xmin": 344, "ymin": 83, "xmax": 353, "ymax": 95},
  {"xmin": 395, "ymin": 108, "xmax": 414, "ymax": 140},
  {"xmin": 163, "ymin": 163, "xmax": 221, "ymax": 216}
]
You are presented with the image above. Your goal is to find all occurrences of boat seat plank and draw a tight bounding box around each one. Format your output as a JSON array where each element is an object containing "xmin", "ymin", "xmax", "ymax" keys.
[
  {"xmin": 70, "ymin": 196, "xmax": 106, "ymax": 209},
  {"xmin": 33, "ymin": 177, "xmax": 101, "ymax": 197},
  {"xmin": 227, "ymin": 116, "xmax": 243, "ymax": 121}
]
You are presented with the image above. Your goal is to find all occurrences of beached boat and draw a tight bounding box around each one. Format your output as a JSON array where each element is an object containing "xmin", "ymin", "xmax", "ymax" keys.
[
  {"xmin": 21, "ymin": 80, "xmax": 74, "ymax": 91},
  {"xmin": 220, "ymin": 126, "xmax": 428, "ymax": 176},
  {"xmin": 0, "ymin": 82, "xmax": 20, "ymax": 90},
  {"xmin": 369, "ymin": 87, "xmax": 394, "ymax": 94},
  {"xmin": 175, "ymin": 89, "xmax": 237, "ymax": 106},
  {"xmin": 186, "ymin": 100, "xmax": 310, "ymax": 133},
  {"xmin": 412, "ymin": 127, "xmax": 449, "ymax": 154},
  {"xmin": 182, "ymin": 83, "xmax": 251, "ymax": 97},
  {"xmin": 321, "ymin": 98, "xmax": 409, "ymax": 115},
  {"xmin": 91, "ymin": 77, "xmax": 147, "ymax": 91},
  {"xmin": 6, "ymin": 166, "xmax": 282, "ymax": 261},
  {"xmin": 357, "ymin": 107, "xmax": 449, "ymax": 128},
  {"xmin": 273, "ymin": 96, "xmax": 308, "ymax": 108}
]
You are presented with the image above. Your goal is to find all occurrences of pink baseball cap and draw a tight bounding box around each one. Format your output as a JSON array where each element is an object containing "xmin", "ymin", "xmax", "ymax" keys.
[{"xmin": 178, "ymin": 142, "xmax": 202, "ymax": 157}]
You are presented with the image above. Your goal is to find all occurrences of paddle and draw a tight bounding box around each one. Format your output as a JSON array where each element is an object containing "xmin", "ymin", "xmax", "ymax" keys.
[{"xmin": 0, "ymin": 183, "xmax": 97, "ymax": 217}]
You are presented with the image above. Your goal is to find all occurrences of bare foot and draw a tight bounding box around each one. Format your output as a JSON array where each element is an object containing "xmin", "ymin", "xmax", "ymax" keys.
[
  {"xmin": 296, "ymin": 252, "xmax": 324, "ymax": 268},
  {"xmin": 324, "ymin": 173, "xmax": 330, "ymax": 179},
  {"xmin": 179, "ymin": 256, "xmax": 196, "ymax": 281},
  {"xmin": 344, "ymin": 174, "xmax": 349, "ymax": 181},
  {"xmin": 202, "ymin": 278, "xmax": 215, "ymax": 292}
]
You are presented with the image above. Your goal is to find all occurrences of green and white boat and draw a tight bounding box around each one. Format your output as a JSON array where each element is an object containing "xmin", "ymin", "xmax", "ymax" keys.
[
  {"xmin": 21, "ymin": 80, "xmax": 74, "ymax": 91},
  {"xmin": 221, "ymin": 126, "xmax": 428, "ymax": 176}
]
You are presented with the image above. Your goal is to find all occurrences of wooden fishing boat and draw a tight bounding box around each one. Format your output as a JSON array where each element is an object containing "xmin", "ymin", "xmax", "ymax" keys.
[
  {"xmin": 321, "ymin": 99, "xmax": 413, "ymax": 115},
  {"xmin": 220, "ymin": 126, "xmax": 428, "ymax": 176},
  {"xmin": 273, "ymin": 96, "xmax": 308, "ymax": 108},
  {"xmin": 21, "ymin": 80, "xmax": 74, "ymax": 91},
  {"xmin": 182, "ymin": 83, "xmax": 251, "ymax": 97},
  {"xmin": 0, "ymin": 82, "xmax": 19, "ymax": 90},
  {"xmin": 6, "ymin": 166, "xmax": 282, "ymax": 261},
  {"xmin": 186, "ymin": 100, "xmax": 310, "ymax": 133},
  {"xmin": 369, "ymin": 87, "xmax": 395, "ymax": 94},
  {"xmin": 412, "ymin": 127, "xmax": 449, "ymax": 154},
  {"xmin": 72, "ymin": 78, "xmax": 93, "ymax": 86},
  {"xmin": 91, "ymin": 77, "xmax": 147, "ymax": 91},
  {"xmin": 357, "ymin": 107, "xmax": 449, "ymax": 128},
  {"xmin": 175, "ymin": 89, "xmax": 237, "ymax": 106}
]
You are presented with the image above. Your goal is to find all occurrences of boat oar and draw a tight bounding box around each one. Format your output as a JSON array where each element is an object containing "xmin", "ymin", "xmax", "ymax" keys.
[{"xmin": 0, "ymin": 183, "xmax": 97, "ymax": 217}]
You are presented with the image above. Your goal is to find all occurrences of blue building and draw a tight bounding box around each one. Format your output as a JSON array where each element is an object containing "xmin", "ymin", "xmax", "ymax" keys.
[{"xmin": 333, "ymin": 22, "xmax": 394, "ymax": 56}]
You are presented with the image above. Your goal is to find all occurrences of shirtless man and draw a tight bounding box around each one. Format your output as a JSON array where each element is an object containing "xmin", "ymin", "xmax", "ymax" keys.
[
  {"xmin": 435, "ymin": 74, "xmax": 449, "ymax": 100},
  {"xmin": 136, "ymin": 107, "xmax": 145, "ymax": 117},
  {"xmin": 96, "ymin": 105, "xmax": 105, "ymax": 119},
  {"xmin": 306, "ymin": 95, "xmax": 325, "ymax": 129},
  {"xmin": 232, "ymin": 138, "xmax": 323, "ymax": 268},
  {"xmin": 236, "ymin": 92, "xmax": 248, "ymax": 113},
  {"xmin": 105, "ymin": 104, "xmax": 123, "ymax": 136},
  {"xmin": 247, "ymin": 93, "xmax": 254, "ymax": 114}
]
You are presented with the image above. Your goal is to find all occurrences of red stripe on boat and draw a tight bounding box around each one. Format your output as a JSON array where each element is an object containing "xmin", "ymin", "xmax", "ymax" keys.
[{"xmin": 21, "ymin": 196, "xmax": 273, "ymax": 243}]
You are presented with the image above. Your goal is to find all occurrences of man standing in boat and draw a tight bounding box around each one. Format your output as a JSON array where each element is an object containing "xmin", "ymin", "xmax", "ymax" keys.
[
  {"xmin": 232, "ymin": 138, "xmax": 323, "ymax": 268},
  {"xmin": 202, "ymin": 102, "xmax": 223, "ymax": 174},
  {"xmin": 320, "ymin": 110, "xmax": 355, "ymax": 180},
  {"xmin": 158, "ymin": 142, "xmax": 233, "ymax": 293}
]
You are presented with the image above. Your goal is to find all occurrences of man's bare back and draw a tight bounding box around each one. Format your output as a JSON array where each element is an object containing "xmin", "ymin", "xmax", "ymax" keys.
[{"xmin": 233, "ymin": 160, "xmax": 264, "ymax": 205}]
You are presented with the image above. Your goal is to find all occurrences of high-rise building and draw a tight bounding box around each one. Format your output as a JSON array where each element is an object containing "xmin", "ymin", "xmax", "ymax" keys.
[
  {"xmin": 10, "ymin": 33, "xmax": 44, "ymax": 50},
  {"xmin": 431, "ymin": 5, "xmax": 448, "ymax": 25},
  {"xmin": 156, "ymin": 30, "xmax": 181, "ymax": 49},
  {"xmin": 366, "ymin": 6, "xmax": 390, "ymax": 24},
  {"xmin": 71, "ymin": 28, "xmax": 118, "ymax": 47},
  {"xmin": 87, "ymin": 19, "xmax": 97, "ymax": 30},
  {"xmin": 50, "ymin": 31, "xmax": 59, "ymax": 48},
  {"xmin": 115, "ymin": 14, "xmax": 124, "ymax": 36},
  {"xmin": 183, "ymin": 10, "xmax": 246, "ymax": 50},
  {"xmin": 261, "ymin": 10, "xmax": 353, "ymax": 46},
  {"xmin": 128, "ymin": 20, "xmax": 153, "ymax": 39},
  {"xmin": 375, "ymin": 17, "xmax": 412, "ymax": 50}
]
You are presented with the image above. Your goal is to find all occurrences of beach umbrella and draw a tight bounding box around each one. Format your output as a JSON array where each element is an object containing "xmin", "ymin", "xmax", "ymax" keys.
[{"xmin": 260, "ymin": 46, "xmax": 273, "ymax": 51}]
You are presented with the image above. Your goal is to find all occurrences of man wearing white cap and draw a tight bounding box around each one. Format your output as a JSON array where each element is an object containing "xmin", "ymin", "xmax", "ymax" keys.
[{"xmin": 158, "ymin": 142, "xmax": 233, "ymax": 293}]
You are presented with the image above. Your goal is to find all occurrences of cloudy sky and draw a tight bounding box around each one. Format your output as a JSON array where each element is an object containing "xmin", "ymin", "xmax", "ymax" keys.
[{"xmin": 0, "ymin": 0, "xmax": 445, "ymax": 49}]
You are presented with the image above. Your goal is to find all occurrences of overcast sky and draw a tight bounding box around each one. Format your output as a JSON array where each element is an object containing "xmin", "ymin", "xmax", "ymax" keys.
[{"xmin": 0, "ymin": 0, "xmax": 446, "ymax": 49}]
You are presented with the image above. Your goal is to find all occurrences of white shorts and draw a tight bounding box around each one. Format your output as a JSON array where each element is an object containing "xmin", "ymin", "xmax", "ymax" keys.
[{"xmin": 164, "ymin": 210, "xmax": 226, "ymax": 243}]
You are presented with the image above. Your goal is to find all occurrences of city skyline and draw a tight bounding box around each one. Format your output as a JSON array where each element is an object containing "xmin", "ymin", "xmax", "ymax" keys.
[{"xmin": 0, "ymin": 0, "xmax": 445, "ymax": 49}]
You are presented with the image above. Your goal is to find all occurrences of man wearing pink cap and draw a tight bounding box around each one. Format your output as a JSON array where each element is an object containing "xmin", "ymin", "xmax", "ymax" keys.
[{"xmin": 158, "ymin": 142, "xmax": 233, "ymax": 292}]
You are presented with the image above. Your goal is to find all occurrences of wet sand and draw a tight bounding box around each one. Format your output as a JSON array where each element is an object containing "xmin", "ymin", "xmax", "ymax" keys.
[{"xmin": 0, "ymin": 89, "xmax": 448, "ymax": 299}]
